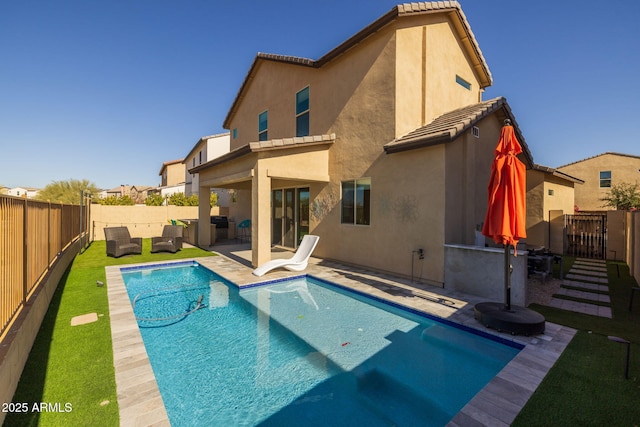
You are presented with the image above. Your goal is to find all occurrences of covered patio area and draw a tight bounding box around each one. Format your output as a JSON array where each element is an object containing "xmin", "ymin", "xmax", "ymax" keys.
[{"xmin": 191, "ymin": 134, "xmax": 335, "ymax": 269}]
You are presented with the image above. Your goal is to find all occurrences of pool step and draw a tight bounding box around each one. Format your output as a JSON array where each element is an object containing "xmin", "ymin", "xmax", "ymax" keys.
[{"xmin": 356, "ymin": 369, "xmax": 451, "ymax": 426}]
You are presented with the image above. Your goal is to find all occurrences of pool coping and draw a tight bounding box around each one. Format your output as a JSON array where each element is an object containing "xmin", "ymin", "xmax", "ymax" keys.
[{"xmin": 106, "ymin": 256, "xmax": 576, "ymax": 426}]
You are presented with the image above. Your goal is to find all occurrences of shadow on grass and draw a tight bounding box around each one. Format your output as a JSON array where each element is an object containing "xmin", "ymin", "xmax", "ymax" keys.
[
  {"xmin": 513, "ymin": 259, "xmax": 640, "ymax": 425},
  {"xmin": 3, "ymin": 268, "xmax": 69, "ymax": 427}
]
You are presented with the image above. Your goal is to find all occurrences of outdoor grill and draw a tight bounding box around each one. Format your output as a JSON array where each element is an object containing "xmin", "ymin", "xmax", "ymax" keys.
[
  {"xmin": 210, "ymin": 215, "xmax": 229, "ymax": 241},
  {"xmin": 210, "ymin": 216, "xmax": 229, "ymax": 229}
]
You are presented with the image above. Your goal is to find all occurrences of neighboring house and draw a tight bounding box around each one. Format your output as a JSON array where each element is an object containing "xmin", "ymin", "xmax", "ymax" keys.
[
  {"xmin": 526, "ymin": 165, "xmax": 583, "ymax": 251},
  {"xmin": 128, "ymin": 186, "xmax": 154, "ymax": 204},
  {"xmin": 158, "ymin": 159, "xmax": 186, "ymax": 199},
  {"xmin": 184, "ymin": 132, "xmax": 231, "ymax": 206},
  {"xmin": 100, "ymin": 185, "xmax": 154, "ymax": 204},
  {"xmin": 160, "ymin": 159, "xmax": 185, "ymax": 187},
  {"xmin": 190, "ymin": 2, "xmax": 537, "ymax": 283},
  {"xmin": 557, "ymin": 152, "xmax": 640, "ymax": 211},
  {"xmin": 8, "ymin": 187, "xmax": 39, "ymax": 198},
  {"xmin": 0, "ymin": 186, "xmax": 8, "ymax": 195}
]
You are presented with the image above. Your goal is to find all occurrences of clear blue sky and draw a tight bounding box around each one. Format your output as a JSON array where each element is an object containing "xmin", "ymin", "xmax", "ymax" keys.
[{"xmin": 2, "ymin": 0, "xmax": 639, "ymax": 190}]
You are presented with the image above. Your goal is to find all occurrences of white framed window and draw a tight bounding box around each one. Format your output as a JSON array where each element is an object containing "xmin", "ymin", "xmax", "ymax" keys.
[{"xmin": 599, "ymin": 171, "xmax": 611, "ymax": 188}]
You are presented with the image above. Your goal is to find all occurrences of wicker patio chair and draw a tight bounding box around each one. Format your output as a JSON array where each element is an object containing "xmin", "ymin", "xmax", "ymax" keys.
[
  {"xmin": 104, "ymin": 226, "xmax": 142, "ymax": 257},
  {"xmin": 151, "ymin": 225, "xmax": 183, "ymax": 253}
]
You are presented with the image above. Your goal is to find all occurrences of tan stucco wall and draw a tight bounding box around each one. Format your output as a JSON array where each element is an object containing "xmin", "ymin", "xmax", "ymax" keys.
[
  {"xmin": 91, "ymin": 205, "xmax": 220, "ymax": 240},
  {"xmin": 526, "ymin": 170, "xmax": 576, "ymax": 248},
  {"xmin": 206, "ymin": 11, "xmax": 503, "ymax": 279},
  {"xmin": 395, "ymin": 16, "xmax": 481, "ymax": 138},
  {"xmin": 227, "ymin": 20, "xmax": 395, "ymax": 152},
  {"xmin": 164, "ymin": 162, "xmax": 185, "ymax": 187},
  {"xmin": 444, "ymin": 115, "xmax": 503, "ymax": 246},
  {"xmin": 627, "ymin": 211, "xmax": 640, "ymax": 283},
  {"xmin": 557, "ymin": 154, "xmax": 640, "ymax": 211},
  {"xmin": 607, "ymin": 210, "xmax": 626, "ymax": 261}
]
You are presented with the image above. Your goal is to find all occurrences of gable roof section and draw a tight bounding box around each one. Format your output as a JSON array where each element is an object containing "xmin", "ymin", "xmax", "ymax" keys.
[
  {"xmin": 532, "ymin": 164, "xmax": 584, "ymax": 184},
  {"xmin": 159, "ymin": 158, "xmax": 184, "ymax": 175},
  {"xmin": 223, "ymin": 1, "xmax": 491, "ymax": 128},
  {"xmin": 384, "ymin": 97, "xmax": 534, "ymax": 167},
  {"xmin": 184, "ymin": 132, "xmax": 230, "ymax": 161},
  {"xmin": 557, "ymin": 152, "xmax": 640, "ymax": 169}
]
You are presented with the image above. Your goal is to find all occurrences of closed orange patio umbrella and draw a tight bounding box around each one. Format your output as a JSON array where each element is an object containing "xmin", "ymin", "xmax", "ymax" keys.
[
  {"xmin": 475, "ymin": 119, "xmax": 544, "ymax": 335},
  {"xmin": 481, "ymin": 119, "xmax": 526, "ymax": 310},
  {"xmin": 474, "ymin": 119, "xmax": 545, "ymax": 335},
  {"xmin": 482, "ymin": 120, "xmax": 527, "ymax": 249}
]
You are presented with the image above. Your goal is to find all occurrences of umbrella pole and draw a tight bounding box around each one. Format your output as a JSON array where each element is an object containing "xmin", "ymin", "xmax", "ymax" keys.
[{"xmin": 505, "ymin": 244, "xmax": 512, "ymax": 311}]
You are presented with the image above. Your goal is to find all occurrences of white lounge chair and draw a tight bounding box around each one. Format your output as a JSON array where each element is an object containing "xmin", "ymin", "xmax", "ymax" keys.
[{"xmin": 252, "ymin": 235, "xmax": 320, "ymax": 277}]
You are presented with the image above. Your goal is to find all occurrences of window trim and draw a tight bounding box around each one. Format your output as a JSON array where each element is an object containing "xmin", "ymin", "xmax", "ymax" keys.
[{"xmin": 599, "ymin": 171, "xmax": 612, "ymax": 188}]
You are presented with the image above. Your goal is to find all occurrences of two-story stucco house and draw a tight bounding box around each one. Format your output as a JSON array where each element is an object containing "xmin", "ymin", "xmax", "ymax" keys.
[
  {"xmin": 158, "ymin": 158, "xmax": 186, "ymax": 199},
  {"xmin": 184, "ymin": 133, "xmax": 231, "ymax": 206},
  {"xmin": 190, "ymin": 2, "xmax": 537, "ymax": 284},
  {"xmin": 557, "ymin": 152, "xmax": 640, "ymax": 211}
]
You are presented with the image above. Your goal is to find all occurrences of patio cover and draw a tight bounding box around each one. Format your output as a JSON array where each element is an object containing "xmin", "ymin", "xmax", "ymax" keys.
[{"xmin": 190, "ymin": 134, "xmax": 334, "ymax": 267}]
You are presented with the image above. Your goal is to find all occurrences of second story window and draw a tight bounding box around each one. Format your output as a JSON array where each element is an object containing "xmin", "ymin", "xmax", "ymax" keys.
[
  {"xmin": 599, "ymin": 171, "xmax": 611, "ymax": 188},
  {"xmin": 296, "ymin": 86, "xmax": 310, "ymax": 137},
  {"xmin": 258, "ymin": 110, "xmax": 268, "ymax": 141},
  {"xmin": 456, "ymin": 75, "xmax": 471, "ymax": 90}
]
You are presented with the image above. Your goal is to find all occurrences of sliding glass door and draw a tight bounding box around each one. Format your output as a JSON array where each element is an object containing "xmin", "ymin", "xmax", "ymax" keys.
[{"xmin": 271, "ymin": 187, "xmax": 309, "ymax": 249}]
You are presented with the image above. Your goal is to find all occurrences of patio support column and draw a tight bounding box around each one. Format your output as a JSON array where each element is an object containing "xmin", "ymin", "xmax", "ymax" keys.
[
  {"xmin": 198, "ymin": 186, "xmax": 211, "ymax": 247},
  {"xmin": 251, "ymin": 162, "xmax": 271, "ymax": 267}
]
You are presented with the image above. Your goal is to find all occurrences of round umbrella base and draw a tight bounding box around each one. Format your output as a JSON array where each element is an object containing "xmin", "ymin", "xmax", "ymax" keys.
[{"xmin": 474, "ymin": 302, "xmax": 545, "ymax": 336}]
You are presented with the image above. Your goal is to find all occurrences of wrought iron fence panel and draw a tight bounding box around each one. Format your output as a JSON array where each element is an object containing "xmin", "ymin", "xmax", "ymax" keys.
[{"xmin": 564, "ymin": 213, "xmax": 607, "ymax": 259}]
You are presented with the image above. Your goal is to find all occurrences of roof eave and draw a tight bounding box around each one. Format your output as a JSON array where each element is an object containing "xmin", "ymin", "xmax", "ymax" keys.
[
  {"xmin": 384, "ymin": 132, "xmax": 452, "ymax": 154},
  {"xmin": 189, "ymin": 145, "xmax": 252, "ymax": 174}
]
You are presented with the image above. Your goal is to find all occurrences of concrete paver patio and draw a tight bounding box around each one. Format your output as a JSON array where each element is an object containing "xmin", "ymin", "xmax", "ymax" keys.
[{"xmin": 106, "ymin": 243, "xmax": 576, "ymax": 426}]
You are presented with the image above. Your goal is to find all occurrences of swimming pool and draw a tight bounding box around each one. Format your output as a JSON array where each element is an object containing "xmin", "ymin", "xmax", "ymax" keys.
[{"xmin": 121, "ymin": 261, "xmax": 521, "ymax": 426}]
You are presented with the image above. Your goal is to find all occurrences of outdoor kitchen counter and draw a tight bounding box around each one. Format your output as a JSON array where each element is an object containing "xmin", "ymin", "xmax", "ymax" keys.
[{"xmin": 444, "ymin": 244, "xmax": 528, "ymax": 307}]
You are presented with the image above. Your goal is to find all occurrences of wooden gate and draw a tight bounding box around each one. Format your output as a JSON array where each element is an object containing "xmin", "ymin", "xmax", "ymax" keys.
[{"xmin": 564, "ymin": 213, "xmax": 606, "ymax": 259}]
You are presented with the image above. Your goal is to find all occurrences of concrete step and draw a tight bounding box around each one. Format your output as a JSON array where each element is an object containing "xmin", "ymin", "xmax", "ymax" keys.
[
  {"xmin": 555, "ymin": 287, "xmax": 610, "ymax": 303},
  {"xmin": 565, "ymin": 273, "xmax": 608, "ymax": 284},
  {"xmin": 548, "ymin": 297, "xmax": 612, "ymax": 318}
]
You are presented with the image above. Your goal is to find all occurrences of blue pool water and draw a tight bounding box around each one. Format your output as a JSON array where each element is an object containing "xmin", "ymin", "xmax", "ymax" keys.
[{"xmin": 121, "ymin": 261, "xmax": 521, "ymax": 426}]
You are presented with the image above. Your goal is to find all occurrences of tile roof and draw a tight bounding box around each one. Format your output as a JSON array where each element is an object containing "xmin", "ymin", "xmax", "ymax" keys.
[
  {"xmin": 384, "ymin": 97, "xmax": 534, "ymax": 166},
  {"xmin": 556, "ymin": 152, "xmax": 640, "ymax": 169},
  {"xmin": 223, "ymin": 2, "xmax": 491, "ymax": 129},
  {"xmin": 249, "ymin": 133, "xmax": 335, "ymax": 151},
  {"xmin": 532, "ymin": 164, "xmax": 584, "ymax": 184}
]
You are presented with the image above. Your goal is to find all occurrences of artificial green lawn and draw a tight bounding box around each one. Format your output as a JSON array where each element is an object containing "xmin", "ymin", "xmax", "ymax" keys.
[
  {"xmin": 513, "ymin": 259, "xmax": 640, "ymax": 426},
  {"xmin": 4, "ymin": 247, "xmax": 640, "ymax": 426},
  {"xmin": 3, "ymin": 240, "xmax": 214, "ymax": 427}
]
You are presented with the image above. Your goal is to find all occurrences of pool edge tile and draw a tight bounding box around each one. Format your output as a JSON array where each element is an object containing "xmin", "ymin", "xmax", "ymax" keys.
[{"xmin": 106, "ymin": 262, "xmax": 176, "ymax": 427}]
